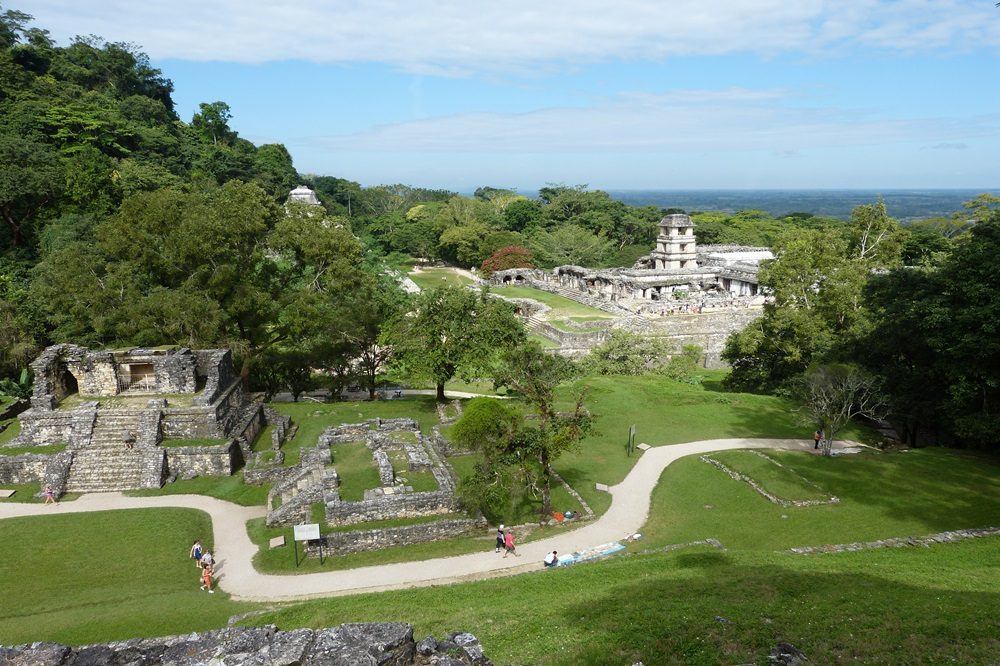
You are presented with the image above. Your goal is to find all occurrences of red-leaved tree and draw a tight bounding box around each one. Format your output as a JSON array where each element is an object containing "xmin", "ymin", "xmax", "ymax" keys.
[{"xmin": 480, "ymin": 246, "xmax": 534, "ymax": 277}]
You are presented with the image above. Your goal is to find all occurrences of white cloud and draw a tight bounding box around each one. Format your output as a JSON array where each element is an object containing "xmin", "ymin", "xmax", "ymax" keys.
[
  {"xmin": 296, "ymin": 88, "xmax": 1000, "ymax": 155},
  {"xmin": 17, "ymin": 0, "xmax": 1000, "ymax": 70}
]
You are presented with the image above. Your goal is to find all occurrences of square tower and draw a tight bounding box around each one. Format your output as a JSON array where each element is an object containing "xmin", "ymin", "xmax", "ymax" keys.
[{"xmin": 649, "ymin": 214, "xmax": 697, "ymax": 269}]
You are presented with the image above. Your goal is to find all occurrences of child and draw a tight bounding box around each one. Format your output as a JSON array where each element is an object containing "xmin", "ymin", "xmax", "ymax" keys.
[
  {"xmin": 44, "ymin": 485, "xmax": 57, "ymax": 504},
  {"xmin": 190, "ymin": 540, "xmax": 202, "ymax": 568},
  {"xmin": 200, "ymin": 563, "xmax": 214, "ymax": 593}
]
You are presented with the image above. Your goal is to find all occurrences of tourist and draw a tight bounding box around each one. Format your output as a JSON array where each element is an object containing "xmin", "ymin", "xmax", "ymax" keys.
[
  {"xmin": 495, "ymin": 525, "xmax": 505, "ymax": 553},
  {"xmin": 503, "ymin": 529, "xmax": 518, "ymax": 558},
  {"xmin": 123, "ymin": 429, "xmax": 135, "ymax": 450},
  {"xmin": 813, "ymin": 430, "xmax": 822, "ymax": 450},
  {"xmin": 543, "ymin": 550, "xmax": 558, "ymax": 567},
  {"xmin": 190, "ymin": 540, "xmax": 202, "ymax": 568},
  {"xmin": 44, "ymin": 484, "xmax": 56, "ymax": 505},
  {"xmin": 200, "ymin": 563, "xmax": 214, "ymax": 593},
  {"xmin": 200, "ymin": 550, "xmax": 214, "ymax": 571}
]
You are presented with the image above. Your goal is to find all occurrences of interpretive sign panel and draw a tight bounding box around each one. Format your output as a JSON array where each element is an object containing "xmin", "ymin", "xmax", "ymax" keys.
[{"xmin": 293, "ymin": 523, "xmax": 320, "ymax": 541}]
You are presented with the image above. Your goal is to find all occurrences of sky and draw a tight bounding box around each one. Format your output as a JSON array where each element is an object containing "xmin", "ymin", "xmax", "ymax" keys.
[{"xmin": 14, "ymin": 0, "xmax": 1000, "ymax": 191}]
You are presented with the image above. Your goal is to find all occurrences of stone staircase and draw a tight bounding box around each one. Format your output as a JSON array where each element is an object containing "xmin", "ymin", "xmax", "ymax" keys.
[
  {"xmin": 266, "ymin": 462, "xmax": 338, "ymax": 527},
  {"xmin": 65, "ymin": 409, "xmax": 165, "ymax": 492}
]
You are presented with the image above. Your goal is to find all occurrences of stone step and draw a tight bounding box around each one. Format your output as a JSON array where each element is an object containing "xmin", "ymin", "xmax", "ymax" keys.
[{"xmin": 64, "ymin": 448, "xmax": 163, "ymax": 492}]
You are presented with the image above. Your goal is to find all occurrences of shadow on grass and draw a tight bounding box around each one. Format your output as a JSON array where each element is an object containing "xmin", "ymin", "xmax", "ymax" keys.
[
  {"xmin": 784, "ymin": 448, "xmax": 1000, "ymax": 533},
  {"xmin": 555, "ymin": 551, "xmax": 1000, "ymax": 665}
]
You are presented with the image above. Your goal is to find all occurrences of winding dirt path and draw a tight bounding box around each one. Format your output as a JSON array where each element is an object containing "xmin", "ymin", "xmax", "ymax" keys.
[{"xmin": 0, "ymin": 438, "xmax": 841, "ymax": 602}]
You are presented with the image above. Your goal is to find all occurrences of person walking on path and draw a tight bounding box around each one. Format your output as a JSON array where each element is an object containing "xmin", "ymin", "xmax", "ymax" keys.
[
  {"xmin": 503, "ymin": 529, "xmax": 518, "ymax": 558},
  {"xmin": 813, "ymin": 430, "xmax": 822, "ymax": 450},
  {"xmin": 200, "ymin": 563, "xmax": 215, "ymax": 593},
  {"xmin": 43, "ymin": 485, "xmax": 56, "ymax": 505},
  {"xmin": 190, "ymin": 540, "xmax": 202, "ymax": 568},
  {"xmin": 495, "ymin": 525, "xmax": 505, "ymax": 553}
]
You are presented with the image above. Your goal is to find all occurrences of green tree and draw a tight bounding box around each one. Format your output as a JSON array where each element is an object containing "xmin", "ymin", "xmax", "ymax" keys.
[
  {"xmin": 383, "ymin": 286, "xmax": 525, "ymax": 400},
  {"xmin": 494, "ymin": 342, "xmax": 589, "ymax": 517},
  {"xmin": 0, "ymin": 134, "xmax": 63, "ymax": 246}
]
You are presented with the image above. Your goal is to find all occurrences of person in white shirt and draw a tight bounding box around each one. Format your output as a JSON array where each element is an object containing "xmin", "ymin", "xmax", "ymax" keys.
[{"xmin": 543, "ymin": 550, "xmax": 558, "ymax": 567}]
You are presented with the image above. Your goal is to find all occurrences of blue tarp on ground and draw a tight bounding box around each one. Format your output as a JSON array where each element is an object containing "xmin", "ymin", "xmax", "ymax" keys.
[{"xmin": 554, "ymin": 541, "xmax": 625, "ymax": 567}]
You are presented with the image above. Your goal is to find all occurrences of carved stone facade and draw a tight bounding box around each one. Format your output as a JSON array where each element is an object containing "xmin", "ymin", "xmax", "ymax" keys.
[{"xmin": 5, "ymin": 345, "xmax": 260, "ymax": 496}]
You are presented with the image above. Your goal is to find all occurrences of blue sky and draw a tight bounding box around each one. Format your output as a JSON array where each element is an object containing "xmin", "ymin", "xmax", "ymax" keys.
[{"xmin": 16, "ymin": 0, "xmax": 1000, "ymax": 191}]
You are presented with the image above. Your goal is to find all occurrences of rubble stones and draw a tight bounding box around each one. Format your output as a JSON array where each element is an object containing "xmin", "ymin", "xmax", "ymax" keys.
[{"xmin": 0, "ymin": 624, "xmax": 493, "ymax": 666}]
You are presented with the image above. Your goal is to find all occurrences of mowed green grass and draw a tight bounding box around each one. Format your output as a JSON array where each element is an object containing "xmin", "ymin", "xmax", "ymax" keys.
[
  {"xmin": 245, "ymin": 536, "xmax": 1000, "ymax": 665},
  {"xmin": 550, "ymin": 374, "xmax": 874, "ymax": 515},
  {"xmin": 640, "ymin": 447, "xmax": 1000, "ymax": 552},
  {"xmin": 492, "ymin": 285, "xmax": 614, "ymax": 318},
  {"xmin": 271, "ymin": 397, "xmax": 442, "ymax": 456},
  {"xmin": 0, "ymin": 508, "xmax": 252, "ymax": 645},
  {"xmin": 708, "ymin": 449, "xmax": 831, "ymax": 502},
  {"xmin": 407, "ymin": 267, "xmax": 475, "ymax": 290}
]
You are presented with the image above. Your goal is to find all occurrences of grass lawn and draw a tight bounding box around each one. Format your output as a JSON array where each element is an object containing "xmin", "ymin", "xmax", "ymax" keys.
[
  {"xmin": 552, "ymin": 374, "xmax": 875, "ymax": 516},
  {"xmin": 640, "ymin": 447, "xmax": 1000, "ymax": 552},
  {"xmin": 330, "ymin": 441, "xmax": 380, "ymax": 501},
  {"xmin": 408, "ymin": 267, "xmax": 475, "ymax": 290},
  {"xmin": 244, "ymin": 536, "xmax": 1000, "ymax": 665},
  {"xmin": 707, "ymin": 449, "xmax": 831, "ymax": 502},
  {"xmin": 126, "ymin": 475, "xmax": 269, "ymax": 507},
  {"xmin": 0, "ymin": 442, "xmax": 65, "ymax": 456},
  {"xmin": 492, "ymin": 285, "xmax": 614, "ymax": 319},
  {"xmin": 0, "ymin": 417, "xmax": 21, "ymax": 445},
  {"xmin": 0, "ymin": 508, "xmax": 252, "ymax": 646},
  {"xmin": 271, "ymin": 397, "xmax": 442, "ymax": 456}
]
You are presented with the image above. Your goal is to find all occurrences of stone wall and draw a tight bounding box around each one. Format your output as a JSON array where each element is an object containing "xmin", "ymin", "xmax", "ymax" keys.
[
  {"xmin": 326, "ymin": 489, "xmax": 459, "ymax": 525},
  {"xmin": 10, "ymin": 406, "xmax": 96, "ymax": 448},
  {"xmin": 193, "ymin": 349, "xmax": 238, "ymax": 406},
  {"xmin": 306, "ymin": 517, "xmax": 487, "ymax": 556},
  {"xmin": 0, "ymin": 450, "xmax": 72, "ymax": 496},
  {"xmin": 0, "ymin": 623, "xmax": 494, "ymax": 666},
  {"xmin": 165, "ymin": 443, "xmax": 240, "ymax": 479},
  {"xmin": 374, "ymin": 448, "xmax": 394, "ymax": 485},
  {"xmin": 626, "ymin": 308, "xmax": 763, "ymax": 367},
  {"xmin": 0, "ymin": 452, "xmax": 49, "ymax": 483}
]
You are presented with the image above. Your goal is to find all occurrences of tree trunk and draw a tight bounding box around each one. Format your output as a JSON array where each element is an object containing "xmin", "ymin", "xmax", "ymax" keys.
[
  {"xmin": 436, "ymin": 382, "xmax": 446, "ymax": 401},
  {"xmin": 540, "ymin": 467, "xmax": 553, "ymax": 519},
  {"xmin": 240, "ymin": 355, "xmax": 251, "ymax": 390}
]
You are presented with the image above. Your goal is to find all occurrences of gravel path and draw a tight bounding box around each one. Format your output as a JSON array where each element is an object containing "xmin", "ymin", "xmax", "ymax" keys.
[{"xmin": 0, "ymin": 438, "xmax": 843, "ymax": 602}]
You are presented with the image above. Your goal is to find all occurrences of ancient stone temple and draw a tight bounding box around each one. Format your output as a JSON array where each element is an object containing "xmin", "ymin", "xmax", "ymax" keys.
[
  {"xmin": 286, "ymin": 184, "xmax": 322, "ymax": 206},
  {"xmin": 3, "ymin": 345, "xmax": 264, "ymax": 496},
  {"xmin": 488, "ymin": 214, "xmax": 774, "ymax": 365}
]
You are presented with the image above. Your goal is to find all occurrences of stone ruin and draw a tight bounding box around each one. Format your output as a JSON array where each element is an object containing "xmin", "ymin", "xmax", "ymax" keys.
[
  {"xmin": 0, "ymin": 345, "xmax": 271, "ymax": 498},
  {"xmin": 489, "ymin": 213, "xmax": 773, "ymax": 365},
  {"xmin": 0, "ymin": 623, "xmax": 494, "ymax": 666},
  {"xmin": 252, "ymin": 417, "xmax": 484, "ymax": 556}
]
